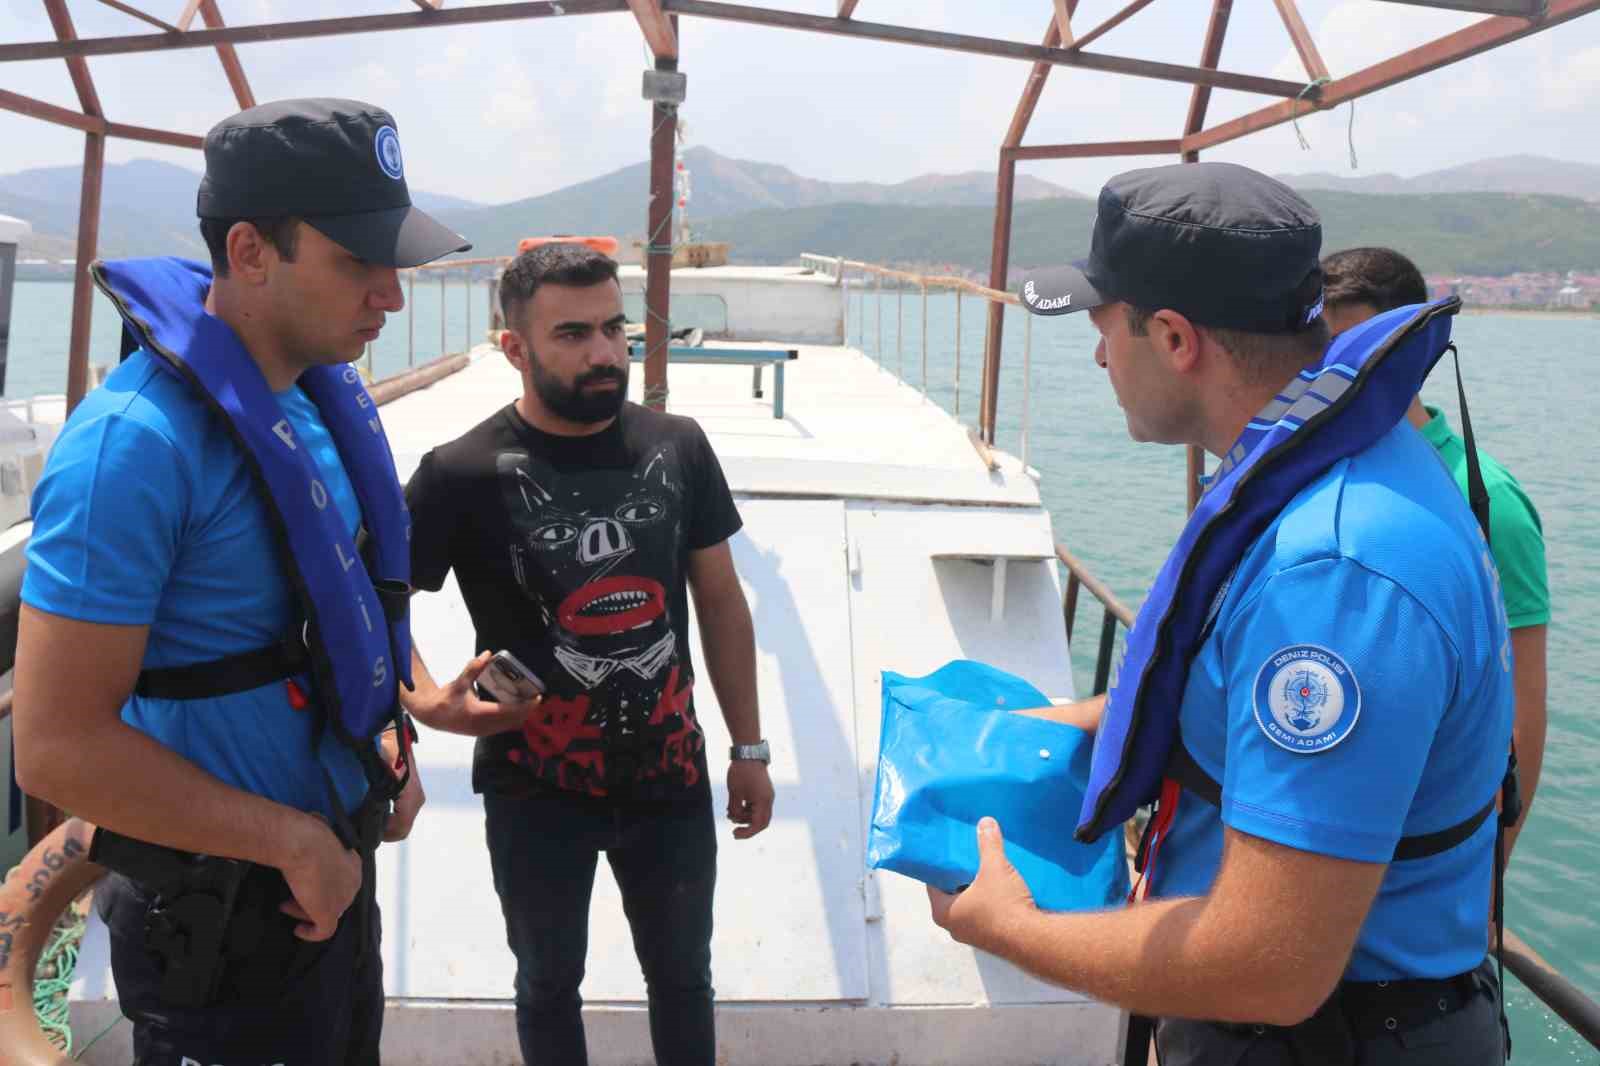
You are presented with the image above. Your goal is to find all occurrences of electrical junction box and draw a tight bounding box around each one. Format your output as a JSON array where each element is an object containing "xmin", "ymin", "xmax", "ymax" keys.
[{"xmin": 641, "ymin": 69, "xmax": 687, "ymax": 104}]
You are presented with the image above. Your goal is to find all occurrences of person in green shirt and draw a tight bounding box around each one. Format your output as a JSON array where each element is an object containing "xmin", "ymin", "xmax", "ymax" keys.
[{"xmin": 1322, "ymin": 246, "xmax": 1549, "ymax": 860}]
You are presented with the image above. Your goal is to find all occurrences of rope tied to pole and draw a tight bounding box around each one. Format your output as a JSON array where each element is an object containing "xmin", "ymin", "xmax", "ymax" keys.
[
  {"xmin": 1290, "ymin": 76, "xmax": 1358, "ymax": 170},
  {"xmin": 1291, "ymin": 76, "xmax": 1330, "ymax": 150}
]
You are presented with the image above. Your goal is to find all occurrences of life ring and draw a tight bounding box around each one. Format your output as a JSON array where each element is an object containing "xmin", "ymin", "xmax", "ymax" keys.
[
  {"xmin": 516, "ymin": 235, "xmax": 620, "ymax": 257},
  {"xmin": 0, "ymin": 819, "xmax": 103, "ymax": 1066}
]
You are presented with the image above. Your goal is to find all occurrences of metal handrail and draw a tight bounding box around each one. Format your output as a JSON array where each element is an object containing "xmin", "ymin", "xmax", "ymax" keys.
[
  {"xmin": 355, "ymin": 257, "xmax": 507, "ymax": 375},
  {"xmin": 406, "ymin": 256, "xmax": 510, "ymax": 272},
  {"xmin": 800, "ymin": 252, "xmax": 1016, "ymax": 304},
  {"xmin": 1503, "ymin": 928, "xmax": 1600, "ymax": 1050},
  {"xmin": 1056, "ymin": 542, "xmax": 1134, "ymax": 697},
  {"xmin": 800, "ymin": 252, "xmax": 1032, "ymax": 457}
]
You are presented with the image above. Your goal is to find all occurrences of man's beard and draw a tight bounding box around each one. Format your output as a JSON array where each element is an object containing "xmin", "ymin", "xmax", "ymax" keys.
[{"xmin": 529, "ymin": 349, "xmax": 629, "ymax": 424}]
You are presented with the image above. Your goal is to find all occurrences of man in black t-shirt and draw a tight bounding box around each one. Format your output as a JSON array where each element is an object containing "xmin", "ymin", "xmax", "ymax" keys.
[{"xmin": 401, "ymin": 244, "xmax": 773, "ymax": 1066}]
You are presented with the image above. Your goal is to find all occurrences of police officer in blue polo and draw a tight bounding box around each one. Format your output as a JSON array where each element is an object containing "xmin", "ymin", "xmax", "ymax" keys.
[
  {"xmin": 13, "ymin": 99, "xmax": 472, "ymax": 1065},
  {"xmin": 926, "ymin": 162, "xmax": 1515, "ymax": 1065}
]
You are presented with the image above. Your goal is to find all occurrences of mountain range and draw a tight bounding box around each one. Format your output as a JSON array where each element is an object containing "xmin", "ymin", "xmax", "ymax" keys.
[
  {"xmin": 0, "ymin": 148, "xmax": 1074, "ymax": 266},
  {"xmin": 1274, "ymin": 154, "xmax": 1600, "ymax": 203},
  {"xmin": 0, "ymin": 157, "xmax": 484, "ymax": 265},
  {"xmin": 691, "ymin": 191, "xmax": 1600, "ymax": 279},
  {"xmin": 4, "ymin": 151, "xmax": 1598, "ymax": 278},
  {"xmin": 438, "ymin": 146, "xmax": 1078, "ymax": 257}
]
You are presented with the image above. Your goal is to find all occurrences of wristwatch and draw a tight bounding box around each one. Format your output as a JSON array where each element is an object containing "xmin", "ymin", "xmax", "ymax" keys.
[{"xmin": 729, "ymin": 740, "xmax": 771, "ymax": 764}]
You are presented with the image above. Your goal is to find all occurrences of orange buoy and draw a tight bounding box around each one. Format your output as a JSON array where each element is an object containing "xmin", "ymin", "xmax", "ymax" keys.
[{"xmin": 517, "ymin": 236, "xmax": 620, "ymax": 257}]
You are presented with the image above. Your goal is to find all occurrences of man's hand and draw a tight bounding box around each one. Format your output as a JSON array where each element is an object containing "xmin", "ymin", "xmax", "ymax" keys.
[
  {"xmin": 405, "ymin": 651, "xmax": 542, "ymax": 737},
  {"xmin": 726, "ymin": 760, "xmax": 775, "ymax": 840},
  {"xmin": 379, "ymin": 728, "xmax": 425, "ymax": 843},
  {"xmin": 277, "ymin": 814, "xmax": 363, "ymax": 942},
  {"xmin": 927, "ymin": 818, "xmax": 1037, "ymax": 955}
]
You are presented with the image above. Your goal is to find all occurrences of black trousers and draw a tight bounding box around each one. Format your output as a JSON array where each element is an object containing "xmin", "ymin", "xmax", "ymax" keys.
[
  {"xmin": 1155, "ymin": 958, "xmax": 1506, "ymax": 1066},
  {"xmin": 97, "ymin": 866, "xmax": 384, "ymax": 1066},
  {"xmin": 483, "ymin": 786, "xmax": 718, "ymax": 1066}
]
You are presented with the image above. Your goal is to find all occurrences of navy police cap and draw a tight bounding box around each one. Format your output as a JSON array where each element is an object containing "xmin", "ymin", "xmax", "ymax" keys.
[
  {"xmin": 197, "ymin": 98, "xmax": 469, "ymax": 269},
  {"xmin": 1021, "ymin": 161, "xmax": 1325, "ymax": 334}
]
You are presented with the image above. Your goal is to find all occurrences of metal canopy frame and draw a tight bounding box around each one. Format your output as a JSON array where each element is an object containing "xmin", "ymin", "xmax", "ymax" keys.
[{"xmin": 1, "ymin": 0, "xmax": 1596, "ymax": 420}]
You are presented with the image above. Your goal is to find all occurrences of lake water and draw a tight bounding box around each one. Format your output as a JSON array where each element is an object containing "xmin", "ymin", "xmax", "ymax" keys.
[{"xmin": 8, "ymin": 278, "xmax": 1599, "ymax": 1062}]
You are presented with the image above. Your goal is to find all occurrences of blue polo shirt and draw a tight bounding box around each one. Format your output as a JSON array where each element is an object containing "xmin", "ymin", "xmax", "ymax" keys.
[
  {"xmin": 1151, "ymin": 419, "xmax": 1514, "ymax": 980},
  {"xmin": 22, "ymin": 348, "xmax": 370, "ymax": 819}
]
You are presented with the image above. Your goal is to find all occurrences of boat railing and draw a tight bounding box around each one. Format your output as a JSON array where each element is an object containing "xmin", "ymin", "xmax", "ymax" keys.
[
  {"xmin": 1055, "ymin": 542, "xmax": 1134, "ymax": 696},
  {"xmin": 0, "ymin": 258, "xmax": 507, "ymax": 429},
  {"xmin": 0, "ymin": 394, "xmax": 67, "ymax": 428},
  {"xmin": 366, "ymin": 255, "xmax": 510, "ymax": 380},
  {"xmin": 797, "ymin": 252, "xmax": 1037, "ymax": 470}
]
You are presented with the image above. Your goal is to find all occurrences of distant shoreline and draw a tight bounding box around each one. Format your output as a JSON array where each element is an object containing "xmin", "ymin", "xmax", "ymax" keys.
[{"xmin": 1457, "ymin": 306, "xmax": 1599, "ymax": 319}]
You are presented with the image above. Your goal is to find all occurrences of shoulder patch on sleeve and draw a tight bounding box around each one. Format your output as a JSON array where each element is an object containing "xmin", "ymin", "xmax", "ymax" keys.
[{"xmin": 1252, "ymin": 644, "xmax": 1361, "ymax": 754}]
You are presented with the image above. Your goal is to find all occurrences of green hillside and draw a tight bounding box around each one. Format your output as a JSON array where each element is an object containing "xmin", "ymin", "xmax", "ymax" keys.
[
  {"xmin": 438, "ymin": 146, "xmax": 1077, "ymax": 261},
  {"xmin": 1302, "ymin": 191, "xmax": 1600, "ymax": 276},
  {"xmin": 694, "ymin": 191, "xmax": 1600, "ymax": 279}
]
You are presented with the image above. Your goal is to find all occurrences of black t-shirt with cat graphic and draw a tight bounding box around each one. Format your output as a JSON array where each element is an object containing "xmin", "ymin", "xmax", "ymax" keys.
[{"xmin": 405, "ymin": 401, "xmax": 742, "ymax": 801}]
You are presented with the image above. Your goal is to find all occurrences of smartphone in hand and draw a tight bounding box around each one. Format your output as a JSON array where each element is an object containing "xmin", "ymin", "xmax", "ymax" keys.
[{"xmin": 478, "ymin": 649, "xmax": 545, "ymax": 704}]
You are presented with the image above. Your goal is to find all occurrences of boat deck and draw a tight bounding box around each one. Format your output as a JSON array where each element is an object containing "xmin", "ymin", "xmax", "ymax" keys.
[{"xmin": 69, "ymin": 340, "xmax": 1120, "ymax": 1065}]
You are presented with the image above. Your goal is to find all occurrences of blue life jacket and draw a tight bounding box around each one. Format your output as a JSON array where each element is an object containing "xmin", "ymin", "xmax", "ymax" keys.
[
  {"xmin": 90, "ymin": 257, "xmax": 413, "ymax": 769},
  {"xmin": 1076, "ymin": 298, "xmax": 1464, "ymax": 845}
]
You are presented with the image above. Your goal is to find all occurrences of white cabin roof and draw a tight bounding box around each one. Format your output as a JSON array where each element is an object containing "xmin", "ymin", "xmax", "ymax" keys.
[{"xmin": 0, "ymin": 214, "xmax": 30, "ymax": 245}]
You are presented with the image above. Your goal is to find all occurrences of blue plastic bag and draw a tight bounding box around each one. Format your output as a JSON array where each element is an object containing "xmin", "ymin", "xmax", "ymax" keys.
[{"xmin": 866, "ymin": 661, "xmax": 1130, "ymax": 911}]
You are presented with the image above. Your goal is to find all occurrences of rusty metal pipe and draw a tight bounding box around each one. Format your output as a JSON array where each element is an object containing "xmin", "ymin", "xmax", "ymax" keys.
[
  {"xmin": 1093, "ymin": 608, "xmax": 1118, "ymax": 695},
  {"xmin": 1063, "ymin": 572, "xmax": 1081, "ymax": 645},
  {"xmin": 64, "ymin": 133, "xmax": 105, "ymax": 414},
  {"xmin": 643, "ymin": 48, "xmax": 679, "ymax": 411},
  {"xmin": 1503, "ymin": 927, "xmax": 1600, "ymax": 1051},
  {"xmin": 1056, "ymin": 543, "xmax": 1134, "ymax": 628},
  {"xmin": 981, "ymin": 151, "xmax": 1017, "ymax": 445}
]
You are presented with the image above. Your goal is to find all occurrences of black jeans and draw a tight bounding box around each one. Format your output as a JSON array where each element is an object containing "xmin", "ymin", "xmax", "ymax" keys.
[
  {"xmin": 97, "ymin": 867, "xmax": 384, "ymax": 1066},
  {"xmin": 484, "ymin": 786, "xmax": 718, "ymax": 1066}
]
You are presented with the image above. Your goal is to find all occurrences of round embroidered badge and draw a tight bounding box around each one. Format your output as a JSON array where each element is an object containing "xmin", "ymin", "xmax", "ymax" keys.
[
  {"xmin": 374, "ymin": 125, "xmax": 404, "ymax": 180},
  {"xmin": 1252, "ymin": 644, "xmax": 1361, "ymax": 754}
]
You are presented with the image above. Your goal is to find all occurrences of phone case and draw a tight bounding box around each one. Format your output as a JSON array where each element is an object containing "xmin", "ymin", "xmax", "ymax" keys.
[{"xmin": 480, "ymin": 652, "xmax": 544, "ymax": 704}]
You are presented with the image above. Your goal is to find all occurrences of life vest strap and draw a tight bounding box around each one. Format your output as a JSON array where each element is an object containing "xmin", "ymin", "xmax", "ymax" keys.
[
  {"xmin": 1127, "ymin": 777, "xmax": 1183, "ymax": 904},
  {"xmin": 1166, "ymin": 740, "xmax": 1500, "ymax": 863},
  {"xmin": 135, "ymin": 638, "xmax": 309, "ymax": 701}
]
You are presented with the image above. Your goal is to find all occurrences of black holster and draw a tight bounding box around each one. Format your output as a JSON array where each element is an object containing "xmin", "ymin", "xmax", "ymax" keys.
[{"xmin": 89, "ymin": 828, "xmax": 250, "ymax": 1009}]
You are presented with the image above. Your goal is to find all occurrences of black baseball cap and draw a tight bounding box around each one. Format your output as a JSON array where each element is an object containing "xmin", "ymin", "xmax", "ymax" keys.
[
  {"xmin": 197, "ymin": 98, "xmax": 470, "ymax": 269},
  {"xmin": 1020, "ymin": 161, "xmax": 1325, "ymax": 334}
]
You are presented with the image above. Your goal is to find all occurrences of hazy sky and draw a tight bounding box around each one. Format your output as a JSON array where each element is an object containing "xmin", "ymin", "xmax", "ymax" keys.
[{"xmin": 3, "ymin": 1, "xmax": 1598, "ymax": 206}]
